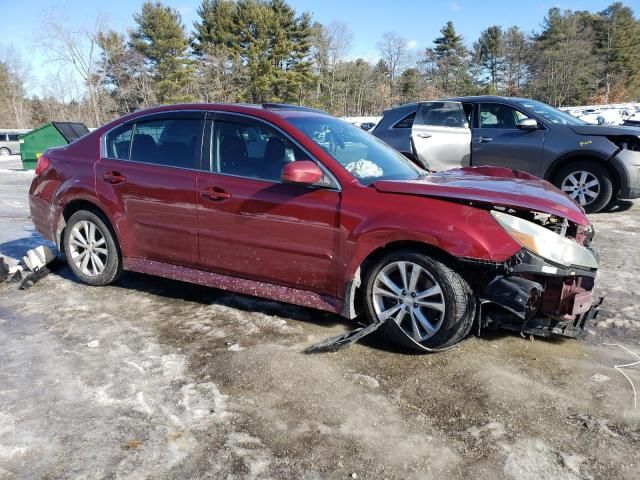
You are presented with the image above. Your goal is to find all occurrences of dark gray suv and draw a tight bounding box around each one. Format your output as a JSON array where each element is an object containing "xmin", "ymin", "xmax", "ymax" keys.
[{"xmin": 372, "ymin": 96, "xmax": 640, "ymax": 212}]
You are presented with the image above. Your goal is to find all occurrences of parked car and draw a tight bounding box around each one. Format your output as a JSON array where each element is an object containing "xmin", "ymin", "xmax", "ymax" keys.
[
  {"xmin": 0, "ymin": 129, "xmax": 26, "ymax": 156},
  {"xmin": 29, "ymin": 103, "xmax": 600, "ymax": 352},
  {"xmin": 372, "ymin": 96, "xmax": 640, "ymax": 213}
]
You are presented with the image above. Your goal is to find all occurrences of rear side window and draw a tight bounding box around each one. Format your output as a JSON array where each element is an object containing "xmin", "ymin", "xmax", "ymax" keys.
[
  {"xmin": 105, "ymin": 124, "xmax": 133, "ymax": 160},
  {"xmin": 105, "ymin": 118, "xmax": 203, "ymax": 168},
  {"xmin": 418, "ymin": 102, "xmax": 468, "ymax": 128},
  {"xmin": 8, "ymin": 134, "xmax": 19, "ymax": 141},
  {"xmin": 393, "ymin": 112, "xmax": 416, "ymax": 129},
  {"xmin": 131, "ymin": 118, "xmax": 201, "ymax": 168}
]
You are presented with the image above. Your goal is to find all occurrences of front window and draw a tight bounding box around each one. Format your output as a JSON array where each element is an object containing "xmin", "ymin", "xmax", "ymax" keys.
[
  {"xmin": 514, "ymin": 99, "xmax": 585, "ymax": 126},
  {"xmin": 287, "ymin": 115, "xmax": 424, "ymax": 184},
  {"xmin": 478, "ymin": 103, "xmax": 532, "ymax": 129}
]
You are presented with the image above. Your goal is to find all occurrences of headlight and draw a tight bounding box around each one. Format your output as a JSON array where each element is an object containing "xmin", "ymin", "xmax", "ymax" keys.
[{"xmin": 491, "ymin": 211, "xmax": 598, "ymax": 269}]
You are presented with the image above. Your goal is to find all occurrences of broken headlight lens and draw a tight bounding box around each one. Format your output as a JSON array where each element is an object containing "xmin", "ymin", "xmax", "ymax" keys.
[{"xmin": 491, "ymin": 211, "xmax": 598, "ymax": 269}]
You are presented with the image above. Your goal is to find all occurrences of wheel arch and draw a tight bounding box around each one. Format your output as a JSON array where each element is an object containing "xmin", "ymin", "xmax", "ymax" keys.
[
  {"xmin": 544, "ymin": 151, "xmax": 620, "ymax": 194},
  {"xmin": 57, "ymin": 198, "xmax": 124, "ymax": 255},
  {"xmin": 340, "ymin": 240, "xmax": 465, "ymax": 319}
]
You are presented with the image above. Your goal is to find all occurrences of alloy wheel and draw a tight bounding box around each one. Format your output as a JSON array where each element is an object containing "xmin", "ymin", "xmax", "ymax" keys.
[
  {"xmin": 68, "ymin": 220, "xmax": 109, "ymax": 276},
  {"xmin": 0, "ymin": 148, "xmax": 10, "ymax": 156},
  {"xmin": 372, "ymin": 261, "xmax": 446, "ymax": 342},
  {"xmin": 561, "ymin": 171, "xmax": 601, "ymax": 206}
]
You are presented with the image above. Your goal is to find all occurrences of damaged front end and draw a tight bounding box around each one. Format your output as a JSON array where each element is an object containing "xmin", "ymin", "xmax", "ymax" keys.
[{"xmin": 463, "ymin": 209, "xmax": 603, "ymax": 339}]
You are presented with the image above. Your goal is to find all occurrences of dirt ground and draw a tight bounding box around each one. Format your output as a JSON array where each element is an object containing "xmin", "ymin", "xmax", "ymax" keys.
[{"xmin": 1, "ymin": 154, "xmax": 639, "ymax": 479}]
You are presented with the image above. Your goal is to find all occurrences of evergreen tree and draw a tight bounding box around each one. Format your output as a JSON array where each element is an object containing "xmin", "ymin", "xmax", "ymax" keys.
[
  {"xmin": 130, "ymin": 1, "xmax": 195, "ymax": 103},
  {"xmin": 593, "ymin": 2, "xmax": 640, "ymax": 101},
  {"xmin": 474, "ymin": 26, "xmax": 504, "ymax": 92},
  {"xmin": 429, "ymin": 21, "xmax": 472, "ymax": 95}
]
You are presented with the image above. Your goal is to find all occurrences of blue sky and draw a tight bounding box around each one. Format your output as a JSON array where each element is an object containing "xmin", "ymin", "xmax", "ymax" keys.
[{"xmin": 2, "ymin": 0, "xmax": 639, "ymax": 96}]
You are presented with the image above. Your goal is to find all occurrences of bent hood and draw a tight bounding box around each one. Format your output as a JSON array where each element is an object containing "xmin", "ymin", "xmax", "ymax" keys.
[
  {"xmin": 568, "ymin": 124, "xmax": 640, "ymax": 136},
  {"xmin": 372, "ymin": 166, "xmax": 589, "ymax": 226}
]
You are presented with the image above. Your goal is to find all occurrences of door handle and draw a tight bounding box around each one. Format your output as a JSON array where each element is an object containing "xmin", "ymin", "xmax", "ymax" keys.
[
  {"xmin": 103, "ymin": 171, "xmax": 126, "ymax": 184},
  {"xmin": 476, "ymin": 136, "xmax": 493, "ymax": 143},
  {"xmin": 416, "ymin": 133, "xmax": 432, "ymax": 139},
  {"xmin": 201, "ymin": 186, "xmax": 231, "ymax": 201}
]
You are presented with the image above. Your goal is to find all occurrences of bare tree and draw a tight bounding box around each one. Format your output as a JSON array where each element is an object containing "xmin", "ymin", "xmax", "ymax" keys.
[
  {"xmin": 0, "ymin": 47, "xmax": 32, "ymax": 128},
  {"xmin": 377, "ymin": 31, "xmax": 410, "ymax": 97},
  {"xmin": 37, "ymin": 13, "xmax": 109, "ymax": 126}
]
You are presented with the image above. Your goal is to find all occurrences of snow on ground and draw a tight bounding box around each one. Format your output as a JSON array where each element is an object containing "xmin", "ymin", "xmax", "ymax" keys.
[{"xmin": 1, "ymin": 155, "xmax": 639, "ymax": 478}]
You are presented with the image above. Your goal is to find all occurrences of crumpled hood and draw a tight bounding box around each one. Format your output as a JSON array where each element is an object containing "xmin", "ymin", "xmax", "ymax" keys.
[
  {"xmin": 372, "ymin": 166, "xmax": 589, "ymax": 226},
  {"xmin": 568, "ymin": 124, "xmax": 640, "ymax": 136}
]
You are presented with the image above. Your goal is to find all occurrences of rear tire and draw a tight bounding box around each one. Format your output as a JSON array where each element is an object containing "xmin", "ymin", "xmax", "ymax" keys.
[
  {"xmin": 363, "ymin": 250, "xmax": 475, "ymax": 352},
  {"xmin": 552, "ymin": 161, "xmax": 613, "ymax": 213},
  {"xmin": 0, "ymin": 147, "xmax": 10, "ymax": 156},
  {"xmin": 63, "ymin": 210, "xmax": 122, "ymax": 286}
]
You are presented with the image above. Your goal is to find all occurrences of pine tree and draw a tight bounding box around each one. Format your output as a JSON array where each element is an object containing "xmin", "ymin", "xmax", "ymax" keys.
[
  {"xmin": 130, "ymin": 1, "xmax": 195, "ymax": 103},
  {"xmin": 593, "ymin": 2, "xmax": 640, "ymax": 101},
  {"xmin": 429, "ymin": 21, "xmax": 472, "ymax": 95},
  {"xmin": 474, "ymin": 26, "xmax": 504, "ymax": 92}
]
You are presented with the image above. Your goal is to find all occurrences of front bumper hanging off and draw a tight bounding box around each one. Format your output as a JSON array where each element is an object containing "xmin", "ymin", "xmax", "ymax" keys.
[{"xmin": 475, "ymin": 250, "xmax": 603, "ymax": 339}]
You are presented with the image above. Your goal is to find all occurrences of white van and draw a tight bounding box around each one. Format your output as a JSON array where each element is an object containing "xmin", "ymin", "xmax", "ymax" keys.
[{"xmin": 0, "ymin": 129, "xmax": 28, "ymax": 156}]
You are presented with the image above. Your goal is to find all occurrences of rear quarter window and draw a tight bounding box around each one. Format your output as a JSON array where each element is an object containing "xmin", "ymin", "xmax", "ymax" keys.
[
  {"xmin": 104, "ymin": 124, "xmax": 133, "ymax": 160},
  {"xmin": 393, "ymin": 112, "xmax": 416, "ymax": 129}
]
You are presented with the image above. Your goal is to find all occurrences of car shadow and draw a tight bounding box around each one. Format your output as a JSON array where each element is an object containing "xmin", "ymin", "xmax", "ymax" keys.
[
  {"xmin": 35, "ymin": 260, "xmax": 572, "ymax": 355},
  {"xmin": 0, "ymin": 232, "xmax": 56, "ymax": 262},
  {"xmin": 598, "ymin": 199, "xmax": 634, "ymax": 213},
  {"xmin": 55, "ymin": 264, "xmax": 349, "ymax": 329}
]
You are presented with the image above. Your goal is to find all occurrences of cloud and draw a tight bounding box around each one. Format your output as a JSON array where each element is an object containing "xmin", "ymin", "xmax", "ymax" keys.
[
  {"xmin": 406, "ymin": 40, "xmax": 418, "ymax": 50},
  {"xmin": 450, "ymin": 2, "xmax": 461, "ymax": 11}
]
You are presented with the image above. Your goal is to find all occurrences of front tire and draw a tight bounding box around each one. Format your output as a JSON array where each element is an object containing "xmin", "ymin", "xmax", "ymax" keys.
[
  {"xmin": 63, "ymin": 210, "xmax": 122, "ymax": 286},
  {"xmin": 0, "ymin": 147, "xmax": 10, "ymax": 156},
  {"xmin": 552, "ymin": 161, "xmax": 613, "ymax": 213},
  {"xmin": 363, "ymin": 251, "xmax": 475, "ymax": 352}
]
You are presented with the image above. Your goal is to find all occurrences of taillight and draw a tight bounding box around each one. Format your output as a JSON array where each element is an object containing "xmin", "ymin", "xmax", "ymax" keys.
[{"xmin": 35, "ymin": 155, "xmax": 50, "ymax": 176}]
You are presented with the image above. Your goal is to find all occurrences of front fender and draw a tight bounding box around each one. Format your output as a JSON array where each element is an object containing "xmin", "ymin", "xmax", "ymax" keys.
[{"xmin": 340, "ymin": 198, "xmax": 521, "ymax": 300}]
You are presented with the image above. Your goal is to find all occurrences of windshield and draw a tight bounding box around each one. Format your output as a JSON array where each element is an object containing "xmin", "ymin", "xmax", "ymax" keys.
[
  {"xmin": 515, "ymin": 99, "xmax": 586, "ymax": 126},
  {"xmin": 287, "ymin": 115, "xmax": 424, "ymax": 184}
]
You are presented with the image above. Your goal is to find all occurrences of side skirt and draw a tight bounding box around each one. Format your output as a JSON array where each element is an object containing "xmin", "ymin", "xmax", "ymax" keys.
[{"xmin": 123, "ymin": 257, "xmax": 343, "ymax": 315}]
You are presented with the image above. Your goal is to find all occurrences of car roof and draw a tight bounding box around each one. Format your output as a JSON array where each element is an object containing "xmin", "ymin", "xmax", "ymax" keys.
[
  {"xmin": 96, "ymin": 103, "xmax": 332, "ymax": 134},
  {"xmin": 445, "ymin": 95, "xmax": 531, "ymax": 103}
]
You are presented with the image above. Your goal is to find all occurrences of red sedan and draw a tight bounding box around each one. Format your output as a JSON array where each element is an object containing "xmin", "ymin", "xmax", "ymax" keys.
[{"xmin": 29, "ymin": 104, "xmax": 601, "ymax": 351}]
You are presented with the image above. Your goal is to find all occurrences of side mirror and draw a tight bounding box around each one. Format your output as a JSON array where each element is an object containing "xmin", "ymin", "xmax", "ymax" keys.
[
  {"xmin": 517, "ymin": 118, "xmax": 539, "ymax": 130},
  {"xmin": 281, "ymin": 160, "xmax": 324, "ymax": 186}
]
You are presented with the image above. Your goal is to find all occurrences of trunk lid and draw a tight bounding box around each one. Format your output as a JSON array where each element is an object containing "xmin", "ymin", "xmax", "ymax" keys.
[{"xmin": 372, "ymin": 166, "xmax": 589, "ymax": 225}]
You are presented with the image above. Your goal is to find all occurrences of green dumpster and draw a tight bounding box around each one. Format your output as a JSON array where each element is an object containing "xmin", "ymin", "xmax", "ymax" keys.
[{"xmin": 19, "ymin": 122, "xmax": 90, "ymax": 170}]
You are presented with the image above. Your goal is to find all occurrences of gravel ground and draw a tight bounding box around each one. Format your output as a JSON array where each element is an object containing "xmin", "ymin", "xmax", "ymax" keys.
[{"xmin": 1, "ymin": 154, "xmax": 639, "ymax": 479}]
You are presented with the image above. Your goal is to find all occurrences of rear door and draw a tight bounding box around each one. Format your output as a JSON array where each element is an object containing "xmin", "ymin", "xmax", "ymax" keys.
[
  {"xmin": 96, "ymin": 111, "xmax": 204, "ymax": 267},
  {"xmin": 472, "ymin": 102, "xmax": 545, "ymax": 175},
  {"xmin": 411, "ymin": 101, "xmax": 471, "ymax": 171}
]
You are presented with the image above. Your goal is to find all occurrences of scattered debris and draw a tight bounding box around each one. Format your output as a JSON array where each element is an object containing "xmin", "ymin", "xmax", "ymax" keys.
[
  {"xmin": 603, "ymin": 343, "xmax": 640, "ymax": 412},
  {"xmin": 9, "ymin": 267, "xmax": 25, "ymax": 284},
  {"xmin": 20, "ymin": 265, "xmax": 54, "ymax": 290},
  {"xmin": 304, "ymin": 320, "xmax": 386, "ymax": 353},
  {"xmin": 87, "ymin": 340, "xmax": 100, "ymax": 348},
  {"xmin": 16, "ymin": 246, "xmax": 60, "ymax": 290},
  {"xmin": 0, "ymin": 257, "xmax": 9, "ymax": 282},
  {"xmin": 22, "ymin": 246, "xmax": 55, "ymax": 272},
  {"xmin": 123, "ymin": 439, "xmax": 144, "ymax": 449},
  {"xmin": 227, "ymin": 343, "xmax": 246, "ymax": 352}
]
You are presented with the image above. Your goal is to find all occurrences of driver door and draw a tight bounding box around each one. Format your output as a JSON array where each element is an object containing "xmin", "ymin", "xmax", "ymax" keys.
[{"xmin": 411, "ymin": 101, "xmax": 471, "ymax": 171}]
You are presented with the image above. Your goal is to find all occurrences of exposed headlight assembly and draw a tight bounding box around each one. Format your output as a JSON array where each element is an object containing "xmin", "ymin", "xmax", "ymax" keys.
[{"xmin": 491, "ymin": 211, "xmax": 598, "ymax": 269}]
